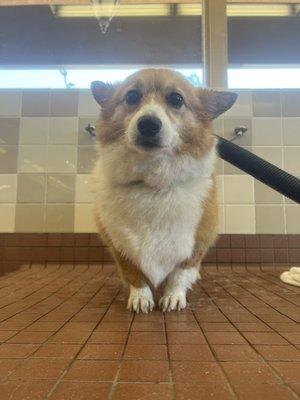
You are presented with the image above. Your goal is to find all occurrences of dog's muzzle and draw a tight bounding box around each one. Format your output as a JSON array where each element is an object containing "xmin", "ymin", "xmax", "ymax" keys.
[{"xmin": 136, "ymin": 115, "xmax": 162, "ymax": 148}]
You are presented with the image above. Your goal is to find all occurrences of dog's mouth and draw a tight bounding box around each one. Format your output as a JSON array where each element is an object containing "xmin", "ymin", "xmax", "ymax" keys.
[{"xmin": 135, "ymin": 138, "xmax": 162, "ymax": 150}]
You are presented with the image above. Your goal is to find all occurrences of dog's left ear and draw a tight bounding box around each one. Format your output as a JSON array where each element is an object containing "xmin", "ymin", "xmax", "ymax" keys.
[
  {"xmin": 199, "ymin": 90, "xmax": 238, "ymax": 120},
  {"xmin": 90, "ymin": 81, "xmax": 113, "ymax": 106}
]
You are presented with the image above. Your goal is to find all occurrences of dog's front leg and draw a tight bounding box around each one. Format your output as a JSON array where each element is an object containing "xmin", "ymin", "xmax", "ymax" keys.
[
  {"xmin": 127, "ymin": 285, "xmax": 154, "ymax": 314},
  {"xmin": 159, "ymin": 266, "xmax": 200, "ymax": 312}
]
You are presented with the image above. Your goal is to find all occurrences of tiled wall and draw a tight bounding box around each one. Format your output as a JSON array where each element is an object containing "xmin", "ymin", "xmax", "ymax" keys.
[{"xmin": 0, "ymin": 89, "xmax": 299, "ymax": 234}]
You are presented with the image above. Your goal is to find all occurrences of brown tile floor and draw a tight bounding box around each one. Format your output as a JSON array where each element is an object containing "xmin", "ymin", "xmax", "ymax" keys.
[{"xmin": 0, "ymin": 263, "xmax": 299, "ymax": 399}]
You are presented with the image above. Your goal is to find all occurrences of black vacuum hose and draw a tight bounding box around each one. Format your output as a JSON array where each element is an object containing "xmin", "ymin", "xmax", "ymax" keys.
[{"xmin": 217, "ymin": 136, "xmax": 300, "ymax": 204}]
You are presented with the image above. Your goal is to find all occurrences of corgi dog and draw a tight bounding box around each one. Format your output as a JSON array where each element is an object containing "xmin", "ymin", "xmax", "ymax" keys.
[{"xmin": 91, "ymin": 69, "xmax": 237, "ymax": 313}]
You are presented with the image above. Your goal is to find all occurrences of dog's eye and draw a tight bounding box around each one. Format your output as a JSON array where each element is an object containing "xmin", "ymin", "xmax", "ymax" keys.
[
  {"xmin": 166, "ymin": 92, "xmax": 184, "ymax": 109},
  {"xmin": 125, "ymin": 90, "xmax": 141, "ymax": 106}
]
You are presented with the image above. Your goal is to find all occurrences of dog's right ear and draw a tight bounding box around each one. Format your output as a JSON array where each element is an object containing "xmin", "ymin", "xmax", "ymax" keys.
[{"xmin": 90, "ymin": 81, "xmax": 113, "ymax": 106}]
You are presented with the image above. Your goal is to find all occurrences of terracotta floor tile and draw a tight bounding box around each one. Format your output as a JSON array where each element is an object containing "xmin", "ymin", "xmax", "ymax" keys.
[
  {"xmin": 270, "ymin": 361, "xmax": 300, "ymax": 383},
  {"xmin": 7, "ymin": 331, "xmax": 53, "ymax": 344},
  {"xmin": 64, "ymin": 360, "xmax": 119, "ymax": 381},
  {"xmin": 78, "ymin": 344, "xmax": 124, "ymax": 360},
  {"xmin": 211, "ymin": 345, "xmax": 261, "ymax": 361},
  {"xmin": 243, "ymin": 332, "xmax": 289, "ymax": 345},
  {"xmin": 280, "ymin": 332, "xmax": 300, "ymax": 344},
  {"xmin": 24, "ymin": 322, "xmax": 65, "ymax": 332},
  {"xmin": 167, "ymin": 331, "xmax": 206, "ymax": 345},
  {"xmin": 0, "ymin": 380, "xmax": 55, "ymax": 400},
  {"xmin": 111, "ymin": 383, "xmax": 170, "ymax": 400},
  {"xmin": 0, "ymin": 343, "xmax": 38, "ymax": 358},
  {"xmin": 0, "ymin": 359, "xmax": 22, "ymax": 380},
  {"xmin": 131, "ymin": 322, "xmax": 165, "ymax": 331},
  {"xmin": 8, "ymin": 358, "xmax": 69, "ymax": 380},
  {"xmin": 118, "ymin": 360, "xmax": 170, "ymax": 382},
  {"xmin": 234, "ymin": 322, "xmax": 272, "ymax": 332},
  {"xmin": 174, "ymin": 382, "xmax": 234, "ymax": 400},
  {"xmin": 95, "ymin": 322, "xmax": 131, "ymax": 332},
  {"xmin": 166, "ymin": 322, "xmax": 200, "ymax": 332},
  {"xmin": 168, "ymin": 345, "xmax": 215, "ymax": 361},
  {"xmin": 50, "ymin": 382, "xmax": 111, "ymax": 400},
  {"xmin": 205, "ymin": 332, "xmax": 247, "ymax": 345},
  {"xmin": 200, "ymin": 322, "xmax": 237, "ymax": 332},
  {"xmin": 221, "ymin": 362, "xmax": 280, "ymax": 385},
  {"xmin": 33, "ymin": 343, "xmax": 82, "ymax": 358},
  {"xmin": 0, "ymin": 330, "xmax": 17, "ymax": 342},
  {"xmin": 124, "ymin": 345, "xmax": 168, "ymax": 360},
  {"xmin": 288, "ymin": 383, "xmax": 300, "ymax": 396},
  {"xmin": 127, "ymin": 331, "xmax": 166, "ymax": 345},
  {"xmin": 61, "ymin": 322, "xmax": 98, "ymax": 332},
  {"xmin": 88, "ymin": 331, "xmax": 128, "ymax": 344},
  {"xmin": 48, "ymin": 330, "xmax": 90, "ymax": 344},
  {"xmin": 233, "ymin": 383, "xmax": 296, "ymax": 400},
  {"xmin": 268, "ymin": 322, "xmax": 300, "ymax": 332},
  {"xmin": 171, "ymin": 361, "xmax": 225, "ymax": 383},
  {"xmin": 254, "ymin": 345, "xmax": 300, "ymax": 361}
]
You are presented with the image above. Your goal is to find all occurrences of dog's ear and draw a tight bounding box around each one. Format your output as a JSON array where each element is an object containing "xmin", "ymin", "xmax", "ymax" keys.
[
  {"xmin": 199, "ymin": 90, "xmax": 237, "ymax": 120},
  {"xmin": 90, "ymin": 81, "xmax": 113, "ymax": 106}
]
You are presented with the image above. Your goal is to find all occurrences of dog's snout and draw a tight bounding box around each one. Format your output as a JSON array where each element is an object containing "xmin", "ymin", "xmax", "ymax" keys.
[{"xmin": 137, "ymin": 116, "xmax": 162, "ymax": 137}]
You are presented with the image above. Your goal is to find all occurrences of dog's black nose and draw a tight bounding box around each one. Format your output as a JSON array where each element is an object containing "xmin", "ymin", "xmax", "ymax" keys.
[{"xmin": 137, "ymin": 116, "xmax": 162, "ymax": 137}]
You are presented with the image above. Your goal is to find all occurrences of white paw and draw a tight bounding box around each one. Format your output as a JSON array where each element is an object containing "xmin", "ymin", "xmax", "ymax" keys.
[
  {"xmin": 127, "ymin": 286, "xmax": 154, "ymax": 314},
  {"xmin": 159, "ymin": 291, "xmax": 187, "ymax": 312}
]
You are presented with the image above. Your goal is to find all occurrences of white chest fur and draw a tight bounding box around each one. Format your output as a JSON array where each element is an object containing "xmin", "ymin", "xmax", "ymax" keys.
[{"xmin": 93, "ymin": 145, "xmax": 215, "ymax": 288}]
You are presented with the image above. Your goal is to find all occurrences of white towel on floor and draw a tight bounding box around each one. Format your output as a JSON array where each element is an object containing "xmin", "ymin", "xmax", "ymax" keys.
[{"xmin": 280, "ymin": 267, "xmax": 300, "ymax": 287}]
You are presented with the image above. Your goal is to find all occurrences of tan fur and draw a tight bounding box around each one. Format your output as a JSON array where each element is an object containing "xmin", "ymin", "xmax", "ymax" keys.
[{"xmin": 91, "ymin": 68, "xmax": 236, "ymax": 311}]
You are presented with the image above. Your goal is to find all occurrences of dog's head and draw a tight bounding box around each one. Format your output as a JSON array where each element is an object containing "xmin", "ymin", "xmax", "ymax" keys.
[{"xmin": 91, "ymin": 69, "xmax": 237, "ymax": 159}]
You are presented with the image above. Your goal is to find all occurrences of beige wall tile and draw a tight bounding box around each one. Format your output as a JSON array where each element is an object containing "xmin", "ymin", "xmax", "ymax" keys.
[
  {"xmin": 252, "ymin": 118, "xmax": 282, "ymax": 146},
  {"xmin": 0, "ymin": 175, "xmax": 17, "ymax": 203},
  {"xmin": 45, "ymin": 204, "xmax": 74, "ymax": 232},
  {"xmin": 283, "ymin": 118, "xmax": 300, "ymax": 145},
  {"xmin": 212, "ymin": 118, "xmax": 224, "ymax": 137},
  {"xmin": 22, "ymin": 91, "xmax": 50, "ymax": 117},
  {"xmin": 50, "ymin": 91, "xmax": 78, "ymax": 117},
  {"xmin": 285, "ymin": 205, "xmax": 300, "ymax": 234},
  {"xmin": 77, "ymin": 146, "xmax": 98, "ymax": 174},
  {"xmin": 0, "ymin": 146, "xmax": 18, "ymax": 173},
  {"xmin": 218, "ymin": 205, "xmax": 225, "ymax": 234},
  {"xmin": 47, "ymin": 146, "xmax": 77, "ymax": 173},
  {"xmin": 224, "ymin": 175, "xmax": 254, "ymax": 204},
  {"xmin": 0, "ymin": 91, "xmax": 22, "ymax": 117},
  {"xmin": 15, "ymin": 204, "xmax": 44, "ymax": 232},
  {"xmin": 19, "ymin": 117, "xmax": 48, "ymax": 144},
  {"xmin": 224, "ymin": 91, "xmax": 252, "ymax": 117},
  {"xmin": 254, "ymin": 180, "xmax": 283, "ymax": 204},
  {"xmin": 76, "ymin": 175, "xmax": 93, "ymax": 203},
  {"xmin": 78, "ymin": 91, "xmax": 100, "ymax": 116},
  {"xmin": 255, "ymin": 205, "xmax": 285, "ymax": 234},
  {"xmin": 224, "ymin": 118, "xmax": 252, "ymax": 145},
  {"xmin": 46, "ymin": 174, "xmax": 75, "ymax": 203},
  {"xmin": 48, "ymin": 117, "xmax": 78, "ymax": 144},
  {"xmin": 253, "ymin": 147, "xmax": 283, "ymax": 168},
  {"xmin": 17, "ymin": 174, "xmax": 46, "ymax": 203},
  {"xmin": 75, "ymin": 204, "xmax": 97, "ymax": 233},
  {"xmin": 225, "ymin": 205, "xmax": 255, "ymax": 234},
  {"xmin": 0, "ymin": 204, "xmax": 15, "ymax": 232},
  {"xmin": 284, "ymin": 147, "xmax": 300, "ymax": 175},
  {"xmin": 0, "ymin": 118, "xmax": 20, "ymax": 145},
  {"xmin": 282, "ymin": 92, "xmax": 300, "ymax": 117},
  {"xmin": 18, "ymin": 146, "xmax": 47, "ymax": 173},
  {"xmin": 216, "ymin": 175, "xmax": 224, "ymax": 204},
  {"xmin": 78, "ymin": 118, "xmax": 98, "ymax": 145},
  {"xmin": 252, "ymin": 91, "xmax": 281, "ymax": 117}
]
